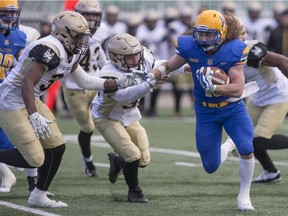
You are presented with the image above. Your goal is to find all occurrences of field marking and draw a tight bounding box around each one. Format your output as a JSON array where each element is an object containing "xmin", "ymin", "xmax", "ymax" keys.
[
  {"xmin": 64, "ymin": 135, "xmax": 288, "ymax": 167},
  {"xmin": 0, "ymin": 201, "xmax": 61, "ymax": 216},
  {"xmin": 175, "ymin": 162, "xmax": 202, "ymax": 167}
]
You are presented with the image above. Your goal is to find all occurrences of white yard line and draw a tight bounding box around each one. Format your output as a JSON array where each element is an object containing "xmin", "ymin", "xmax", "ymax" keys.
[
  {"xmin": 64, "ymin": 135, "xmax": 288, "ymax": 167},
  {"xmin": 0, "ymin": 201, "xmax": 61, "ymax": 216}
]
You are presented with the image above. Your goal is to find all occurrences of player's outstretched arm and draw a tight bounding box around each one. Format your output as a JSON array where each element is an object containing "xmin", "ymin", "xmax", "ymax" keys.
[
  {"xmin": 151, "ymin": 54, "xmax": 186, "ymax": 80},
  {"xmin": 261, "ymin": 52, "xmax": 288, "ymax": 78},
  {"xmin": 71, "ymin": 64, "xmax": 134, "ymax": 91}
]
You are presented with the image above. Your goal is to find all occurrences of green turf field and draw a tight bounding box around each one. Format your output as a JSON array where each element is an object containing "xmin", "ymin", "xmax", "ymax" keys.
[{"xmin": 1, "ymin": 114, "xmax": 288, "ymax": 216}]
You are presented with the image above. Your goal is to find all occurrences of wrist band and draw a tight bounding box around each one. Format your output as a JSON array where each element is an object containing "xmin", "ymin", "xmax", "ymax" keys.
[
  {"xmin": 209, "ymin": 85, "xmax": 217, "ymax": 93},
  {"xmin": 157, "ymin": 65, "xmax": 167, "ymax": 78}
]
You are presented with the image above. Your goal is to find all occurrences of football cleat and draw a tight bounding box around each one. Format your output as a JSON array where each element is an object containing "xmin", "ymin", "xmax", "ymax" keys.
[
  {"xmin": 28, "ymin": 192, "xmax": 68, "ymax": 208},
  {"xmin": 237, "ymin": 194, "xmax": 255, "ymax": 211},
  {"xmin": 252, "ymin": 170, "xmax": 281, "ymax": 184},
  {"xmin": 108, "ymin": 152, "xmax": 122, "ymax": 184},
  {"xmin": 0, "ymin": 165, "xmax": 16, "ymax": 193},
  {"xmin": 81, "ymin": 156, "xmax": 98, "ymax": 177},
  {"xmin": 128, "ymin": 186, "xmax": 149, "ymax": 203}
]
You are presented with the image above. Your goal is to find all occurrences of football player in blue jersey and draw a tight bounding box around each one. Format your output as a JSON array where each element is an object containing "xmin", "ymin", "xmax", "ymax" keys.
[
  {"xmin": 0, "ymin": 0, "xmax": 47, "ymax": 196},
  {"xmin": 151, "ymin": 10, "xmax": 255, "ymax": 211},
  {"xmin": 0, "ymin": 0, "xmax": 25, "ymax": 191}
]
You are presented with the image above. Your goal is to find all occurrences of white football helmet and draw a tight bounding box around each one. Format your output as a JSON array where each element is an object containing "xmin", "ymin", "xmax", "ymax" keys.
[
  {"xmin": 75, "ymin": 0, "xmax": 102, "ymax": 34},
  {"xmin": 108, "ymin": 33, "xmax": 145, "ymax": 72},
  {"xmin": 0, "ymin": 0, "xmax": 20, "ymax": 30},
  {"xmin": 51, "ymin": 11, "xmax": 90, "ymax": 55}
]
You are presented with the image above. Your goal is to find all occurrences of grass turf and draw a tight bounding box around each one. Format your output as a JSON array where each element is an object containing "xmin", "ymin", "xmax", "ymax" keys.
[{"xmin": 0, "ymin": 115, "xmax": 288, "ymax": 216}]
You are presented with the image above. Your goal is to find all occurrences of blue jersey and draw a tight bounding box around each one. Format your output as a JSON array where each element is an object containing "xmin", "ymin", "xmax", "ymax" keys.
[
  {"xmin": 0, "ymin": 29, "xmax": 26, "ymax": 149},
  {"xmin": 0, "ymin": 29, "xmax": 26, "ymax": 81},
  {"xmin": 176, "ymin": 36, "xmax": 249, "ymax": 104}
]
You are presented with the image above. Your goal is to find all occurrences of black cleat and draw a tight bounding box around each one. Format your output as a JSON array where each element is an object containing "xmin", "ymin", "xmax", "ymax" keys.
[
  {"xmin": 128, "ymin": 186, "xmax": 149, "ymax": 203},
  {"xmin": 108, "ymin": 152, "xmax": 121, "ymax": 184},
  {"xmin": 84, "ymin": 161, "xmax": 98, "ymax": 177}
]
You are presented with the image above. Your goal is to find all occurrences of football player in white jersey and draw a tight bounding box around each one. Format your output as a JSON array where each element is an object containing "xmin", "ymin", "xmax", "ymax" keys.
[
  {"xmin": 0, "ymin": 11, "xmax": 134, "ymax": 208},
  {"xmin": 221, "ymin": 21, "xmax": 288, "ymax": 185},
  {"xmin": 62, "ymin": 0, "xmax": 107, "ymax": 177},
  {"xmin": 92, "ymin": 33, "xmax": 186, "ymax": 203}
]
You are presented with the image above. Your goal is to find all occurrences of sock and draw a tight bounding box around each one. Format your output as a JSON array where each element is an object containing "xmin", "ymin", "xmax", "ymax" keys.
[
  {"xmin": 78, "ymin": 131, "xmax": 93, "ymax": 158},
  {"xmin": 238, "ymin": 157, "xmax": 255, "ymax": 198},
  {"xmin": 123, "ymin": 159, "xmax": 140, "ymax": 190},
  {"xmin": 220, "ymin": 137, "xmax": 234, "ymax": 164},
  {"xmin": 83, "ymin": 155, "xmax": 93, "ymax": 162},
  {"xmin": 253, "ymin": 137, "xmax": 277, "ymax": 172},
  {"xmin": 37, "ymin": 144, "xmax": 65, "ymax": 191},
  {"xmin": 25, "ymin": 168, "xmax": 37, "ymax": 177}
]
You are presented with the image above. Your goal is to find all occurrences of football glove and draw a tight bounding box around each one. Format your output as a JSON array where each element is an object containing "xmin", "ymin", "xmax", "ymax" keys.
[
  {"xmin": 116, "ymin": 73, "xmax": 135, "ymax": 89},
  {"xmin": 247, "ymin": 42, "xmax": 268, "ymax": 68},
  {"xmin": 144, "ymin": 73, "xmax": 156, "ymax": 88},
  {"xmin": 29, "ymin": 112, "xmax": 52, "ymax": 140},
  {"xmin": 196, "ymin": 67, "xmax": 214, "ymax": 92}
]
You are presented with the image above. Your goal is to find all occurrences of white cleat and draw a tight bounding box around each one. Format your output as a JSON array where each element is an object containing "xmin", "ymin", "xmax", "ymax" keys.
[
  {"xmin": 28, "ymin": 192, "xmax": 68, "ymax": 208},
  {"xmin": 237, "ymin": 195, "xmax": 255, "ymax": 211},
  {"xmin": 0, "ymin": 166, "xmax": 17, "ymax": 193},
  {"xmin": 227, "ymin": 137, "xmax": 239, "ymax": 157}
]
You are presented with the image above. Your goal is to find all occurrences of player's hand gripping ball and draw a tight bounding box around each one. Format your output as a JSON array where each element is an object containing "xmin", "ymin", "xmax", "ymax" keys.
[{"xmin": 203, "ymin": 67, "xmax": 230, "ymax": 85}]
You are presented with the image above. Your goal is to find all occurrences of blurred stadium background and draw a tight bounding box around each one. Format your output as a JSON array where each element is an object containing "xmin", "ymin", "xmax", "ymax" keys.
[{"xmin": 19, "ymin": 0, "xmax": 281, "ymax": 27}]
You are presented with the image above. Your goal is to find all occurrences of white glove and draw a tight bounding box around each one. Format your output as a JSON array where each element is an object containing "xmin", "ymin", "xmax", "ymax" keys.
[
  {"xmin": 116, "ymin": 73, "xmax": 135, "ymax": 89},
  {"xmin": 145, "ymin": 73, "xmax": 156, "ymax": 88},
  {"xmin": 29, "ymin": 112, "xmax": 52, "ymax": 139},
  {"xmin": 196, "ymin": 67, "xmax": 214, "ymax": 92}
]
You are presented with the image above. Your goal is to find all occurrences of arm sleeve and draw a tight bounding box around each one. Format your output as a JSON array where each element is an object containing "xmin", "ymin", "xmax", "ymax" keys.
[
  {"xmin": 70, "ymin": 64, "xmax": 106, "ymax": 90},
  {"xmin": 111, "ymin": 81, "xmax": 153, "ymax": 103}
]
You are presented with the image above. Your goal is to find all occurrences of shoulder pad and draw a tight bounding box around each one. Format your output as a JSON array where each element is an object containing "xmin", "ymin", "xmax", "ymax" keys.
[
  {"xmin": 13, "ymin": 29, "xmax": 27, "ymax": 48},
  {"xmin": 29, "ymin": 44, "xmax": 60, "ymax": 71}
]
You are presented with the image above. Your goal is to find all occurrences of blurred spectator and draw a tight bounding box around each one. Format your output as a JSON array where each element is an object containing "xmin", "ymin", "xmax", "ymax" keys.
[
  {"xmin": 161, "ymin": 7, "xmax": 194, "ymax": 116},
  {"xmin": 272, "ymin": 2, "xmax": 287, "ymax": 26},
  {"xmin": 125, "ymin": 13, "xmax": 143, "ymax": 37},
  {"xmin": 197, "ymin": 4, "xmax": 209, "ymax": 15},
  {"xmin": 241, "ymin": 1, "xmax": 274, "ymax": 43},
  {"xmin": 220, "ymin": 1, "xmax": 236, "ymax": 14},
  {"xmin": 102, "ymin": 4, "xmax": 127, "ymax": 38},
  {"xmin": 267, "ymin": 9, "xmax": 288, "ymax": 56},
  {"xmin": 136, "ymin": 9, "xmax": 166, "ymax": 117},
  {"xmin": 39, "ymin": 15, "xmax": 53, "ymax": 38}
]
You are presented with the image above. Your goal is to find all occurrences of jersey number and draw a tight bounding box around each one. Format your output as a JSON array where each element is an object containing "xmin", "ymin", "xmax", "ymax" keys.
[
  {"xmin": 80, "ymin": 46, "xmax": 100, "ymax": 71},
  {"xmin": 122, "ymin": 100, "xmax": 139, "ymax": 109},
  {"xmin": 39, "ymin": 73, "xmax": 64, "ymax": 91},
  {"xmin": 0, "ymin": 53, "xmax": 13, "ymax": 79}
]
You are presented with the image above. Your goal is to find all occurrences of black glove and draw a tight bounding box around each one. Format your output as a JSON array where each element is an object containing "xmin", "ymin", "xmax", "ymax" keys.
[{"xmin": 247, "ymin": 42, "xmax": 268, "ymax": 68}]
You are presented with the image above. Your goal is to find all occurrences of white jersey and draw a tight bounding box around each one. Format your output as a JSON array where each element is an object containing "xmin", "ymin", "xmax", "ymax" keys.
[
  {"xmin": 19, "ymin": 24, "xmax": 41, "ymax": 45},
  {"xmin": 62, "ymin": 31, "xmax": 108, "ymax": 90},
  {"xmin": 0, "ymin": 35, "xmax": 81, "ymax": 110},
  {"xmin": 244, "ymin": 65, "xmax": 288, "ymax": 106},
  {"xmin": 92, "ymin": 48, "xmax": 155, "ymax": 126}
]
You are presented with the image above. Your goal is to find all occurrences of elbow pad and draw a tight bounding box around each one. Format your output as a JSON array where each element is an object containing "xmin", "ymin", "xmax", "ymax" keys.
[{"xmin": 247, "ymin": 42, "xmax": 268, "ymax": 68}]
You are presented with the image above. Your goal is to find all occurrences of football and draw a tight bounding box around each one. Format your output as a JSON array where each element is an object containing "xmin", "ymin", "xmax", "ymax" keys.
[{"xmin": 203, "ymin": 67, "xmax": 230, "ymax": 85}]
